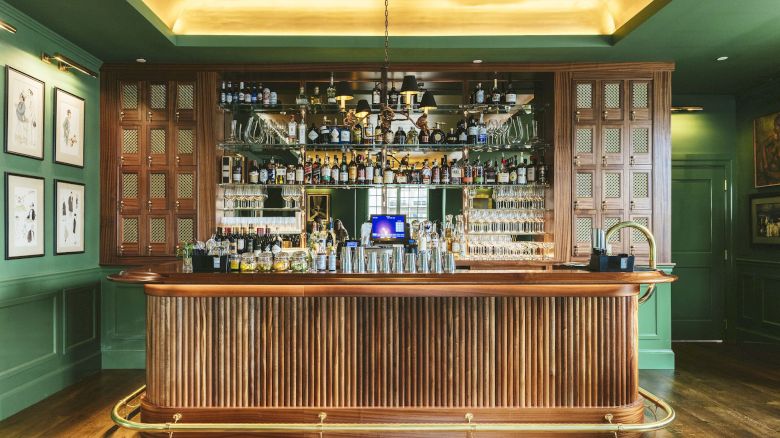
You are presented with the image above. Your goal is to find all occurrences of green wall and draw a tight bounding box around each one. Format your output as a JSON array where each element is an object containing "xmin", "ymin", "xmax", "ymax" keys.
[{"xmin": 0, "ymin": 2, "xmax": 103, "ymax": 420}]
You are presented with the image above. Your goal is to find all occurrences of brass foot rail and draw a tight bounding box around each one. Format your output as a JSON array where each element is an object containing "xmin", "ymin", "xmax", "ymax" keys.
[{"xmin": 111, "ymin": 386, "xmax": 674, "ymax": 435}]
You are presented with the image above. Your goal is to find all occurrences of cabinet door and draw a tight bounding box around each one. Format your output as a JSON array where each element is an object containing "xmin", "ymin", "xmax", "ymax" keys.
[
  {"xmin": 147, "ymin": 215, "xmax": 172, "ymax": 256},
  {"xmin": 119, "ymin": 125, "xmax": 142, "ymax": 167},
  {"xmin": 174, "ymin": 126, "xmax": 197, "ymax": 166},
  {"xmin": 119, "ymin": 81, "xmax": 142, "ymax": 123},
  {"xmin": 146, "ymin": 125, "xmax": 170, "ymax": 167},
  {"xmin": 629, "ymin": 80, "xmax": 652, "ymax": 121},
  {"xmin": 601, "ymin": 169, "xmax": 625, "ymax": 211},
  {"xmin": 572, "ymin": 212, "xmax": 597, "ymax": 258},
  {"xmin": 601, "ymin": 80, "xmax": 624, "ymax": 122},
  {"xmin": 174, "ymin": 171, "xmax": 196, "ymax": 212},
  {"xmin": 629, "ymin": 124, "xmax": 652, "ymax": 166},
  {"xmin": 574, "ymin": 81, "xmax": 597, "ymax": 123},
  {"xmin": 573, "ymin": 125, "xmax": 597, "ymax": 167},
  {"xmin": 602, "ymin": 211, "xmax": 627, "ymax": 255},
  {"xmin": 573, "ymin": 168, "xmax": 597, "ymax": 211},
  {"xmin": 174, "ymin": 81, "xmax": 196, "ymax": 123},
  {"xmin": 628, "ymin": 213, "xmax": 652, "ymax": 257},
  {"xmin": 119, "ymin": 170, "xmax": 142, "ymax": 213},
  {"xmin": 629, "ymin": 168, "xmax": 653, "ymax": 211},
  {"xmin": 600, "ymin": 125, "xmax": 625, "ymax": 166},
  {"xmin": 147, "ymin": 171, "xmax": 169, "ymax": 212},
  {"xmin": 118, "ymin": 216, "xmax": 141, "ymax": 256},
  {"xmin": 175, "ymin": 216, "xmax": 197, "ymax": 247},
  {"xmin": 145, "ymin": 81, "xmax": 170, "ymax": 122}
]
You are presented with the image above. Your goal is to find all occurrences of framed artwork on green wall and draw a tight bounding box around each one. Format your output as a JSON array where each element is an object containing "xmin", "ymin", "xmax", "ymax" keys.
[
  {"xmin": 4, "ymin": 66, "xmax": 45, "ymax": 160},
  {"xmin": 754, "ymin": 112, "xmax": 780, "ymax": 188},
  {"xmin": 54, "ymin": 180, "xmax": 85, "ymax": 254},
  {"xmin": 750, "ymin": 193, "xmax": 780, "ymax": 246},
  {"xmin": 53, "ymin": 88, "xmax": 85, "ymax": 168},
  {"xmin": 4, "ymin": 172, "xmax": 45, "ymax": 259}
]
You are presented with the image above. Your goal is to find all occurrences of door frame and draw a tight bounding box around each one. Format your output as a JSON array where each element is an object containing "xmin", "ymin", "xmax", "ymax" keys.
[{"xmin": 671, "ymin": 155, "xmax": 734, "ymax": 340}]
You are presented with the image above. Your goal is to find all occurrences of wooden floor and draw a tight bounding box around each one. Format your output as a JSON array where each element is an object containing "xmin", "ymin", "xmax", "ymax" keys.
[{"xmin": 0, "ymin": 343, "xmax": 778, "ymax": 437}]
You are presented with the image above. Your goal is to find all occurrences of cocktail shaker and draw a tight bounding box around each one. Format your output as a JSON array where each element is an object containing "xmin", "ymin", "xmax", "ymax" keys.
[
  {"xmin": 432, "ymin": 250, "xmax": 443, "ymax": 274},
  {"xmin": 340, "ymin": 247, "xmax": 353, "ymax": 273},
  {"xmin": 445, "ymin": 253, "xmax": 457, "ymax": 273},
  {"xmin": 393, "ymin": 247, "xmax": 405, "ymax": 274},
  {"xmin": 354, "ymin": 247, "xmax": 366, "ymax": 273},
  {"xmin": 367, "ymin": 252, "xmax": 378, "ymax": 273},
  {"xmin": 419, "ymin": 251, "xmax": 430, "ymax": 273},
  {"xmin": 380, "ymin": 252, "xmax": 392, "ymax": 273},
  {"xmin": 405, "ymin": 253, "xmax": 417, "ymax": 274}
]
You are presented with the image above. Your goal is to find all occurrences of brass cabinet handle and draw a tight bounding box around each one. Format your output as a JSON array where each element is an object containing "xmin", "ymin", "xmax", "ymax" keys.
[
  {"xmin": 175, "ymin": 111, "xmax": 180, "ymax": 122},
  {"xmin": 147, "ymin": 111, "xmax": 152, "ymax": 121},
  {"xmin": 176, "ymin": 156, "xmax": 181, "ymax": 165},
  {"xmin": 602, "ymin": 110, "xmax": 609, "ymax": 120},
  {"xmin": 575, "ymin": 110, "xmax": 581, "ymax": 122},
  {"xmin": 147, "ymin": 200, "xmax": 152, "ymax": 212},
  {"xmin": 119, "ymin": 245, "xmax": 124, "ymax": 256},
  {"xmin": 630, "ymin": 245, "xmax": 636, "ymax": 254},
  {"xmin": 119, "ymin": 111, "xmax": 125, "ymax": 121},
  {"xmin": 601, "ymin": 200, "xmax": 607, "ymax": 211},
  {"xmin": 574, "ymin": 155, "xmax": 581, "ymax": 167},
  {"xmin": 175, "ymin": 200, "xmax": 180, "ymax": 211},
  {"xmin": 602, "ymin": 155, "xmax": 608, "ymax": 166},
  {"xmin": 120, "ymin": 200, "xmax": 125, "ymax": 212},
  {"xmin": 630, "ymin": 110, "xmax": 636, "ymax": 121},
  {"xmin": 573, "ymin": 200, "xmax": 579, "ymax": 210},
  {"xmin": 630, "ymin": 155, "xmax": 636, "ymax": 166},
  {"xmin": 120, "ymin": 156, "xmax": 125, "ymax": 165},
  {"xmin": 630, "ymin": 200, "xmax": 636, "ymax": 210},
  {"xmin": 147, "ymin": 245, "xmax": 152, "ymax": 255},
  {"xmin": 147, "ymin": 156, "xmax": 153, "ymax": 167}
]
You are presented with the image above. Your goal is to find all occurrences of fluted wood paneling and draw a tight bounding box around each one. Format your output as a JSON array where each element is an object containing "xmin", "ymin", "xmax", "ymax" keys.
[{"xmin": 147, "ymin": 295, "xmax": 638, "ymax": 409}]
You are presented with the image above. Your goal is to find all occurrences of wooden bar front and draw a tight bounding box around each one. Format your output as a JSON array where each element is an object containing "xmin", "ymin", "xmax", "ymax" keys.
[{"xmin": 110, "ymin": 265, "xmax": 675, "ymax": 437}]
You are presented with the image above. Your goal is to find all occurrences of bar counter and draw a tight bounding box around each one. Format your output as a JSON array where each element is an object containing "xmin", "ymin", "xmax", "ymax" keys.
[{"xmin": 109, "ymin": 263, "xmax": 676, "ymax": 437}]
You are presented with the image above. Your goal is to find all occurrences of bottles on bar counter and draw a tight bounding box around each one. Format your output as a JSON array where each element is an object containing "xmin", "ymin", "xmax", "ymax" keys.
[{"xmin": 222, "ymin": 151, "xmax": 548, "ymax": 186}]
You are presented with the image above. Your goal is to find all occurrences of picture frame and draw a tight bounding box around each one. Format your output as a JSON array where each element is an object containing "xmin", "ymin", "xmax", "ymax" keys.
[
  {"xmin": 753, "ymin": 111, "xmax": 780, "ymax": 188},
  {"xmin": 307, "ymin": 193, "xmax": 330, "ymax": 224},
  {"xmin": 750, "ymin": 193, "xmax": 780, "ymax": 246},
  {"xmin": 54, "ymin": 180, "xmax": 85, "ymax": 254},
  {"xmin": 5, "ymin": 172, "xmax": 45, "ymax": 259},
  {"xmin": 4, "ymin": 66, "xmax": 45, "ymax": 160},
  {"xmin": 53, "ymin": 88, "xmax": 85, "ymax": 168}
]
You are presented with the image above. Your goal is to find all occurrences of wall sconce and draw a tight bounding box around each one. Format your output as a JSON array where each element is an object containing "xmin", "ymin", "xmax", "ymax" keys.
[
  {"xmin": 671, "ymin": 106, "xmax": 704, "ymax": 113},
  {"xmin": 41, "ymin": 52, "xmax": 98, "ymax": 78},
  {"xmin": 0, "ymin": 19, "xmax": 16, "ymax": 34}
]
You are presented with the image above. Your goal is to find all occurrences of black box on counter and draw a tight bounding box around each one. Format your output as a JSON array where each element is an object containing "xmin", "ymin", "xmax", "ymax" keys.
[
  {"xmin": 588, "ymin": 254, "xmax": 635, "ymax": 272},
  {"xmin": 192, "ymin": 255, "xmax": 229, "ymax": 273}
]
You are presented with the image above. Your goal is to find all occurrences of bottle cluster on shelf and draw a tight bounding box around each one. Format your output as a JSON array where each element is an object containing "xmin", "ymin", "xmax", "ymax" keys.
[
  {"xmin": 211, "ymin": 226, "xmax": 302, "ymax": 256},
  {"xmin": 221, "ymin": 151, "xmax": 549, "ymax": 187}
]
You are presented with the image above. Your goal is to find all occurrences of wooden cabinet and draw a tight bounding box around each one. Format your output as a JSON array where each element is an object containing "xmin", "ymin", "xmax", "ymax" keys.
[
  {"xmin": 109, "ymin": 77, "xmax": 199, "ymax": 262},
  {"xmin": 571, "ymin": 76, "xmax": 656, "ymax": 262}
]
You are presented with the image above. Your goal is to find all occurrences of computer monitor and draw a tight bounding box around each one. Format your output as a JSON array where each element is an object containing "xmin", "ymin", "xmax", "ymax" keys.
[{"xmin": 370, "ymin": 214, "xmax": 406, "ymax": 244}]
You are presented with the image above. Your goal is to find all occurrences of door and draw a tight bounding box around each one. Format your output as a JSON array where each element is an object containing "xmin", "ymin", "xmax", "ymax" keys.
[{"xmin": 671, "ymin": 163, "xmax": 728, "ymax": 340}]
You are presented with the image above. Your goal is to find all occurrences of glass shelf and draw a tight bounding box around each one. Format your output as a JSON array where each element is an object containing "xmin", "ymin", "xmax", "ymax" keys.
[
  {"xmin": 217, "ymin": 207, "xmax": 302, "ymax": 212},
  {"xmin": 218, "ymin": 183, "xmax": 549, "ymax": 190},
  {"xmin": 218, "ymin": 102, "xmax": 545, "ymax": 116},
  {"xmin": 218, "ymin": 142, "xmax": 550, "ymax": 154},
  {"xmin": 466, "ymin": 231, "xmax": 548, "ymax": 236}
]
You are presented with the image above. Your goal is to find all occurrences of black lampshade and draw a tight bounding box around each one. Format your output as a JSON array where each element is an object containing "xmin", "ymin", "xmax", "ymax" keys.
[
  {"xmin": 335, "ymin": 81, "xmax": 354, "ymax": 101},
  {"xmin": 399, "ymin": 75, "xmax": 419, "ymax": 96},
  {"xmin": 420, "ymin": 90, "xmax": 438, "ymax": 109},
  {"xmin": 355, "ymin": 99, "xmax": 371, "ymax": 118}
]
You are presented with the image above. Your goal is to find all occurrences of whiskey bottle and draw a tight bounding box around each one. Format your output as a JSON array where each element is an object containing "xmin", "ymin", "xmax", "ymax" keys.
[
  {"xmin": 505, "ymin": 81, "xmax": 517, "ymax": 105},
  {"xmin": 321, "ymin": 156, "xmax": 332, "ymax": 184},
  {"xmin": 537, "ymin": 152, "xmax": 548, "ymax": 184},
  {"xmin": 373, "ymin": 154, "xmax": 384, "ymax": 184},
  {"xmin": 238, "ymin": 81, "xmax": 245, "ymax": 103},
  {"xmin": 410, "ymin": 163, "xmax": 421, "ymax": 184},
  {"xmin": 295, "ymin": 157, "xmax": 305, "ymax": 184},
  {"xmin": 422, "ymin": 159, "xmax": 432, "ymax": 185},
  {"xmin": 232, "ymin": 157, "xmax": 243, "ymax": 184},
  {"xmin": 275, "ymin": 159, "xmax": 287, "ymax": 184},
  {"xmin": 446, "ymin": 128, "xmax": 458, "ymax": 145},
  {"xmin": 331, "ymin": 155, "xmax": 340, "ymax": 185},
  {"xmin": 431, "ymin": 159, "xmax": 440, "ymax": 184},
  {"xmin": 365, "ymin": 154, "xmax": 375, "ymax": 184},
  {"xmin": 431, "ymin": 122, "xmax": 446, "ymax": 144},
  {"xmin": 509, "ymin": 156, "xmax": 518, "ymax": 184},
  {"xmin": 383, "ymin": 159, "xmax": 395, "ymax": 184},
  {"xmin": 258, "ymin": 159, "xmax": 269, "ymax": 184},
  {"xmin": 497, "ymin": 158, "xmax": 510, "ymax": 184},
  {"xmin": 225, "ymin": 81, "xmax": 233, "ymax": 104},
  {"xmin": 457, "ymin": 119, "xmax": 468, "ymax": 144},
  {"xmin": 303, "ymin": 157, "xmax": 313, "ymax": 184},
  {"xmin": 340, "ymin": 153, "xmax": 349, "ymax": 184},
  {"xmin": 319, "ymin": 118, "xmax": 330, "ymax": 144},
  {"xmin": 248, "ymin": 160, "xmax": 260, "ymax": 184},
  {"xmin": 251, "ymin": 83, "xmax": 258, "ymax": 104},
  {"xmin": 311, "ymin": 156, "xmax": 321, "ymax": 185},
  {"xmin": 478, "ymin": 114, "xmax": 488, "ymax": 145},
  {"xmin": 329, "ymin": 124, "xmax": 341, "ymax": 144},
  {"xmin": 526, "ymin": 155, "xmax": 536, "ymax": 183},
  {"xmin": 348, "ymin": 152, "xmax": 358, "ymax": 184},
  {"xmin": 388, "ymin": 83, "xmax": 399, "ymax": 107},
  {"xmin": 352, "ymin": 122, "xmax": 363, "ymax": 144},
  {"xmin": 340, "ymin": 121, "xmax": 351, "ymax": 144},
  {"xmin": 221, "ymin": 156, "xmax": 232, "ymax": 184},
  {"xmin": 450, "ymin": 159, "xmax": 462, "ymax": 184},
  {"xmin": 517, "ymin": 154, "xmax": 527, "ymax": 185},
  {"xmin": 484, "ymin": 159, "xmax": 496, "ymax": 184},
  {"xmin": 296, "ymin": 86, "xmax": 308, "ymax": 106},
  {"xmin": 462, "ymin": 159, "xmax": 473, "ymax": 184},
  {"xmin": 219, "ymin": 81, "xmax": 226, "ymax": 104},
  {"xmin": 394, "ymin": 127, "xmax": 407, "ymax": 145},
  {"xmin": 310, "ymin": 86, "xmax": 321, "ymax": 106},
  {"xmin": 244, "ymin": 83, "xmax": 252, "ymax": 104},
  {"xmin": 407, "ymin": 126, "xmax": 419, "ymax": 145},
  {"xmin": 440, "ymin": 156, "xmax": 450, "ymax": 184},
  {"xmin": 419, "ymin": 127, "xmax": 430, "ymax": 144},
  {"xmin": 298, "ymin": 117, "xmax": 307, "ymax": 146}
]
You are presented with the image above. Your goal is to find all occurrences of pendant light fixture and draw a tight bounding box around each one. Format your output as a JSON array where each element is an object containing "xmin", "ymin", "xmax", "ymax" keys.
[
  {"xmin": 420, "ymin": 90, "xmax": 438, "ymax": 112},
  {"xmin": 355, "ymin": 99, "xmax": 372, "ymax": 118},
  {"xmin": 335, "ymin": 80, "xmax": 354, "ymax": 111}
]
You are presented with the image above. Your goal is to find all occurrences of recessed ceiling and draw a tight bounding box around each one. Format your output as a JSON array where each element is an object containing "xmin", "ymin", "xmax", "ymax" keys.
[{"xmin": 137, "ymin": 0, "xmax": 655, "ymax": 37}]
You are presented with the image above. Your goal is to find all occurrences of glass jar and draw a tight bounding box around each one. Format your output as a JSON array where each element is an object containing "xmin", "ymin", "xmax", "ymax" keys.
[
  {"xmin": 257, "ymin": 252, "xmax": 273, "ymax": 272},
  {"xmin": 228, "ymin": 254, "xmax": 240, "ymax": 272},
  {"xmin": 272, "ymin": 252, "xmax": 290, "ymax": 272},
  {"xmin": 291, "ymin": 251, "xmax": 309, "ymax": 272},
  {"xmin": 240, "ymin": 254, "xmax": 256, "ymax": 272}
]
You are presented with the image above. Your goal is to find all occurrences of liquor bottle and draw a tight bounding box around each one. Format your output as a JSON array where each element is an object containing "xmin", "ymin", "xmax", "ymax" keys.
[
  {"xmin": 348, "ymin": 152, "xmax": 358, "ymax": 184},
  {"xmin": 330, "ymin": 123, "xmax": 341, "ymax": 144},
  {"xmin": 478, "ymin": 114, "xmax": 488, "ymax": 145},
  {"xmin": 312, "ymin": 156, "xmax": 321, "ymax": 185},
  {"xmin": 431, "ymin": 159, "xmax": 440, "ymax": 184},
  {"xmin": 526, "ymin": 155, "xmax": 536, "ymax": 183},
  {"xmin": 303, "ymin": 157, "xmax": 312, "ymax": 184},
  {"xmin": 419, "ymin": 127, "xmax": 430, "ymax": 144},
  {"xmin": 295, "ymin": 157, "xmax": 305, "ymax": 184},
  {"xmin": 226, "ymin": 227, "xmax": 237, "ymax": 254},
  {"xmin": 388, "ymin": 83, "xmax": 399, "ymax": 107},
  {"xmin": 364, "ymin": 120, "xmax": 374, "ymax": 145},
  {"xmin": 372, "ymin": 82, "xmax": 382, "ymax": 105},
  {"xmin": 431, "ymin": 123, "xmax": 446, "ymax": 144},
  {"xmin": 384, "ymin": 128, "xmax": 394, "ymax": 145},
  {"xmin": 225, "ymin": 81, "xmax": 233, "ymax": 104},
  {"xmin": 318, "ymin": 118, "xmax": 330, "ymax": 144},
  {"xmin": 505, "ymin": 81, "xmax": 517, "ymax": 105},
  {"xmin": 537, "ymin": 152, "xmax": 548, "ymax": 184},
  {"xmin": 407, "ymin": 126, "xmax": 419, "ymax": 145},
  {"xmin": 462, "ymin": 159, "xmax": 472, "ymax": 184},
  {"xmin": 491, "ymin": 78, "xmax": 502, "ymax": 104},
  {"xmin": 296, "ymin": 86, "xmax": 308, "ymax": 106},
  {"xmin": 395, "ymin": 158, "xmax": 407, "ymax": 184},
  {"xmin": 331, "ymin": 155, "xmax": 340, "ymax": 185},
  {"xmin": 232, "ymin": 157, "xmax": 243, "ymax": 184},
  {"xmin": 457, "ymin": 119, "xmax": 468, "ymax": 144},
  {"xmin": 237, "ymin": 227, "xmax": 246, "ymax": 254},
  {"xmin": 246, "ymin": 227, "xmax": 255, "ymax": 254},
  {"xmin": 219, "ymin": 81, "xmax": 226, "ymax": 104},
  {"xmin": 372, "ymin": 154, "xmax": 383, "ymax": 184},
  {"xmin": 467, "ymin": 117, "xmax": 478, "ymax": 145},
  {"xmin": 384, "ymin": 159, "xmax": 395, "ymax": 184},
  {"xmin": 287, "ymin": 115, "xmax": 298, "ymax": 142},
  {"xmin": 473, "ymin": 82, "xmax": 485, "ymax": 104},
  {"xmin": 373, "ymin": 124, "xmax": 382, "ymax": 145},
  {"xmin": 446, "ymin": 128, "xmax": 458, "ymax": 145},
  {"xmin": 365, "ymin": 154, "xmax": 375, "ymax": 184},
  {"xmin": 485, "ymin": 159, "xmax": 497, "ymax": 184},
  {"xmin": 410, "ymin": 163, "xmax": 421, "ymax": 184},
  {"xmin": 275, "ymin": 159, "xmax": 287, "ymax": 184},
  {"xmin": 267, "ymin": 156, "xmax": 276, "ymax": 184},
  {"xmin": 321, "ymin": 156, "xmax": 332, "ymax": 184},
  {"xmin": 422, "ymin": 159, "xmax": 432, "ymax": 185},
  {"xmin": 450, "ymin": 158, "xmax": 462, "ymax": 184},
  {"xmin": 238, "ymin": 81, "xmax": 245, "ymax": 103},
  {"xmin": 287, "ymin": 163, "xmax": 296, "ymax": 184},
  {"xmin": 248, "ymin": 160, "xmax": 260, "ymax": 184},
  {"xmin": 357, "ymin": 154, "xmax": 366, "ymax": 184},
  {"xmin": 215, "ymin": 227, "xmax": 224, "ymax": 246},
  {"xmin": 251, "ymin": 83, "xmax": 258, "ymax": 104},
  {"xmin": 307, "ymin": 123, "xmax": 319, "ymax": 145},
  {"xmin": 244, "ymin": 83, "xmax": 252, "ymax": 104},
  {"xmin": 352, "ymin": 122, "xmax": 363, "ymax": 144},
  {"xmin": 340, "ymin": 121, "xmax": 351, "ymax": 144},
  {"xmin": 440, "ymin": 156, "xmax": 450, "ymax": 184},
  {"xmin": 221, "ymin": 156, "xmax": 232, "ymax": 184},
  {"xmin": 509, "ymin": 156, "xmax": 518, "ymax": 184},
  {"xmin": 517, "ymin": 154, "xmax": 527, "ymax": 185},
  {"xmin": 327, "ymin": 73, "xmax": 337, "ymax": 105},
  {"xmin": 310, "ymin": 86, "xmax": 321, "ymax": 106},
  {"xmin": 394, "ymin": 127, "xmax": 407, "ymax": 145},
  {"xmin": 474, "ymin": 158, "xmax": 484, "ymax": 185},
  {"xmin": 340, "ymin": 153, "xmax": 349, "ymax": 184}
]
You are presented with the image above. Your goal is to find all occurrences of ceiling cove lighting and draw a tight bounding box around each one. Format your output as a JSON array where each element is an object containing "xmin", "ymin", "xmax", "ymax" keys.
[
  {"xmin": 671, "ymin": 106, "xmax": 704, "ymax": 113},
  {"xmin": 41, "ymin": 52, "xmax": 98, "ymax": 78},
  {"xmin": 716, "ymin": 56, "xmax": 729, "ymax": 61},
  {"xmin": 0, "ymin": 19, "xmax": 16, "ymax": 33}
]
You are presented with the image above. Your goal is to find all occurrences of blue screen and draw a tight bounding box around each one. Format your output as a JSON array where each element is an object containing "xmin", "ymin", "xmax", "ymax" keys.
[{"xmin": 371, "ymin": 215, "xmax": 406, "ymax": 242}]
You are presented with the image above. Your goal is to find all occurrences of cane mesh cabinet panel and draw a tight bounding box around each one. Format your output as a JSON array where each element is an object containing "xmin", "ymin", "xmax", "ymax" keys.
[{"xmin": 113, "ymin": 78, "xmax": 199, "ymax": 263}]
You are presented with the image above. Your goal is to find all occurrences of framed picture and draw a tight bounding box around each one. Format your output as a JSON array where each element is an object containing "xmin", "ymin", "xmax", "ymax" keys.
[
  {"xmin": 54, "ymin": 88, "xmax": 85, "ymax": 167},
  {"xmin": 54, "ymin": 180, "xmax": 85, "ymax": 254},
  {"xmin": 750, "ymin": 193, "xmax": 780, "ymax": 246},
  {"xmin": 753, "ymin": 111, "xmax": 780, "ymax": 188},
  {"xmin": 5, "ymin": 173, "xmax": 45, "ymax": 259},
  {"xmin": 4, "ymin": 66, "xmax": 45, "ymax": 160},
  {"xmin": 307, "ymin": 193, "xmax": 330, "ymax": 224}
]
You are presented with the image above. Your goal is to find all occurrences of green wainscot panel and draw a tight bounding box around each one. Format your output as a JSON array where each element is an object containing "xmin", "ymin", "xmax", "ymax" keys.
[
  {"xmin": 100, "ymin": 272, "xmax": 147, "ymax": 369},
  {"xmin": 638, "ymin": 264, "xmax": 675, "ymax": 369}
]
